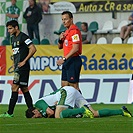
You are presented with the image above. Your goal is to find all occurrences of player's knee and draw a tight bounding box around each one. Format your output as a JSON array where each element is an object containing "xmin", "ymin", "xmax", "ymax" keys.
[
  {"xmin": 12, "ymin": 84, "xmax": 19, "ymax": 91},
  {"xmin": 121, "ymin": 26, "xmax": 126, "ymax": 31},
  {"xmin": 55, "ymin": 113, "xmax": 60, "ymax": 118},
  {"xmin": 61, "ymin": 81, "xmax": 69, "ymax": 87}
]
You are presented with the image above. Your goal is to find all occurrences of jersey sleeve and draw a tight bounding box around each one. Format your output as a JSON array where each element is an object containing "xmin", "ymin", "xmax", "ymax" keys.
[
  {"xmin": 22, "ymin": 33, "xmax": 32, "ymax": 47},
  {"xmin": 71, "ymin": 29, "xmax": 81, "ymax": 44},
  {"xmin": 35, "ymin": 100, "xmax": 49, "ymax": 117},
  {"xmin": 15, "ymin": 7, "xmax": 20, "ymax": 15}
]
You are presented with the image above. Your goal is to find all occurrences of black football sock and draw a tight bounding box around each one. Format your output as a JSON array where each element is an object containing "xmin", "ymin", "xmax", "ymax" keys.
[
  {"xmin": 24, "ymin": 91, "xmax": 33, "ymax": 108},
  {"xmin": 7, "ymin": 92, "xmax": 18, "ymax": 115},
  {"xmin": 121, "ymin": 38, "xmax": 124, "ymax": 43}
]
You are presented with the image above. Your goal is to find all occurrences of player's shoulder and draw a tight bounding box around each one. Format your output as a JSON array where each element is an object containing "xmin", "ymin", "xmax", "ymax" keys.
[
  {"xmin": 70, "ymin": 24, "xmax": 81, "ymax": 33},
  {"xmin": 19, "ymin": 32, "xmax": 32, "ymax": 44},
  {"xmin": 20, "ymin": 32, "xmax": 29, "ymax": 38},
  {"xmin": 16, "ymin": 6, "xmax": 20, "ymax": 10}
]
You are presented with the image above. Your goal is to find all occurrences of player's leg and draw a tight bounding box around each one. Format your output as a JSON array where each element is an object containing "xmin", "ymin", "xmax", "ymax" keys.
[
  {"xmin": 0, "ymin": 69, "xmax": 22, "ymax": 117},
  {"xmin": 123, "ymin": 25, "xmax": 133, "ymax": 39},
  {"xmin": 60, "ymin": 105, "xmax": 132, "ymax": 118},
  {"xmin": 72, "ymin": 90, "xmax": 132, "ymax": 118},
  {"xmin": 60, "ymin": 107, "xmax": 85, "ymax": 118},
  {"xmin": 60, "ymin": 106, "xmax": 94, "ymax": 118},
  {"xmin": 74, "ymin": 90, "xmax": 90, "ymax": 108},
  {"xmin": 61, "ymin": 63, "xmax": 69, "ymax": 87},
  {"xmin": 0, "ymin": 84, "xmax": 19, "ymax": 118},
  {"xmin": 7, "ymin": 84, "xmax": 19, "ymax": 115},
  {"xmin": 69, "ymin": 82, "xmax": 80, "ymax": 91},
  {"xmin": 55, "ymin": 105, "xmax": 68, "ymax": 118},
  {"xmin": 27, "ymin": 24, "xmax": 34, "ymax": 40},
  {"xmin": 88, "ymin": 106, "xmax": 132, "ymax": 118},
  {"xmin": 120, "ymin": 25, "xmax": 128, "ymax": 42},
  {"xmin": 33, "ymin": 24, "xmax": 40, "ymax": 44},
  {"xmin": 57, "ymin": 86, "xmax": 93, "ymax": 118},
  {"xmin": 20, "ymin": 70, "xmax": 33, "ymax": 108},
  {"xmin": 66, "ymin": 56, "xmax": 82, "ymax": 92},
  {"xmin": 21, "ymin": 86, "xmax": 33, "ymax": 108},
  {"xmin": 55, "ymin": 86, "xmax": 77, "ymax": 118},
  {"xmin": 98, "ymin": 109, "xmax": 122, "ymax": 117}
]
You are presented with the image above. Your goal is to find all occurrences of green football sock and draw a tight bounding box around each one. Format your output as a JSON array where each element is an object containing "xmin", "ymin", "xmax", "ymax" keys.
[
  {"xmin": 98, "ymin": 109, "xmax": 123, "ymax": 117},
  {"xmin": 60, "ymin": 107, "xmax": 85, "ymax": 118}
]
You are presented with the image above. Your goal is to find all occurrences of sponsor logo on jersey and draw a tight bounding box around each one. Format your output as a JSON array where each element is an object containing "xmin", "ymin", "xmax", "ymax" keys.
[
  {"xmin": 17, "ymin": 41, "xmax": 20, "ymax": 46},
  {"xmin": 12, "ymin": 48, "xmax": 19, "ymax": 55},
  {"xmin": 72, "ymin": 34, "xmax": 80, "ymax": 42},
  {"xmin": 25, "ymin": 39, "xmax": 32, "ymax": 45}
]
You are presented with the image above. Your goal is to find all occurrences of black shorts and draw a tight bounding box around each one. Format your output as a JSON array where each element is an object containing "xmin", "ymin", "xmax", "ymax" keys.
[
  {"xmin": 61, "ymin": 56, "xmax": 82, "ymax": 83},
  {"xmin": 13, "ymin": 70, "xmax": 30, "ymax": 87}
]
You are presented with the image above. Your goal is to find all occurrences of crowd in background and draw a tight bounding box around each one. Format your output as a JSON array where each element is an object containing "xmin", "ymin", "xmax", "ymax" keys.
[{"xmin": 1, "ymin": 0, "xmax": 133, "ymax": 45}]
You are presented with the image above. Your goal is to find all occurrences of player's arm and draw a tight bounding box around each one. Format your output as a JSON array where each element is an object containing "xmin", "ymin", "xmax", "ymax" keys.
[
  {"xmin": 57, "ymin": 38, "xmax": 80, "ymax": 66},
  {"xmin": 82, "ymin": 40, "xmax": 88, "ymax": 44},
  {"xmin": 23, "ymin": 8, "xmax": 29, "ymax": 19},
  {"xmin": 57, "ymin": 43, "xmax": 79, "ymax": 66},
  {"xmin": 65, "ymin": 43, "xmax": 80, "ymax": 60},
  {"xmin": 6, "ymin": 13, "xmax": 19, "ymax": 19},
  {"xmin": 82, "ymin": 32, "xmax": 92, "ymax": 44},
  {"xmin": 36, "ymin": 7, "xmax": 42, "ymax": 24},
  {"xmin": 12, "ymin": 56, "xmax": 15, "ymax": 70},
  {"xmin": 65, "ymin": 32, "xmax": 81, "ymax": 59},
  {"xmin": 46, "ymin": 107, "xmax": 54, "ymax": 118},
  {"xmin": 58, "ymin": 32, "xmax": 65, "ymax": 49},
  {"xmin": 27, "ymin": 44, "xmax": 37, "ymax": 58},
  {"xmin": 58, "ymin": 41, "xmax": 63, "ymax": 49},
  {"xmin": 6, "ymin": 8, "xmax": 20, "ymax": 19},
  {"xmin": 23, "ymin": 44, "xmax": 36, "ymax": 62}
]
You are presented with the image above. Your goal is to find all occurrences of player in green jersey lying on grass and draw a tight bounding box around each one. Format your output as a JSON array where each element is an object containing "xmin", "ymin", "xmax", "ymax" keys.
[{"xmin": 25, "ymin": 86, "xmax": 132, "ymax": 118}]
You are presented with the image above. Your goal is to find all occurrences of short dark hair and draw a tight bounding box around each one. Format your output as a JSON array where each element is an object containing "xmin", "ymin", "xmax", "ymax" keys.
[
  {"xmin": 25, "ymin": 107, "xmax": 36, "ymax": 118},
  {"xmin": 6, "ymin": 20, "xmax": 19, "ymax": 29},
  {"xmin": 62, "ymin": 11, "xmax": 73, "ymax": 18},
  {"xmin": 82, "ymin": 22, "xmax": 88, "ymax": 31}
]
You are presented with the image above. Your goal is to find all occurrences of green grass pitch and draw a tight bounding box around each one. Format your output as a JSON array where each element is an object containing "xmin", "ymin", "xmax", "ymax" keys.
[{"xmin": 0, "ymin": 104, "xmax": 133, "ymax": 133}]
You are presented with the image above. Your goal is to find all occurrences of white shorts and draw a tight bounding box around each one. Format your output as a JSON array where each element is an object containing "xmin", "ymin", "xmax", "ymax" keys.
[{"xmin": 60, "ymin": 86, "xmax": 90, "ymax": 108}]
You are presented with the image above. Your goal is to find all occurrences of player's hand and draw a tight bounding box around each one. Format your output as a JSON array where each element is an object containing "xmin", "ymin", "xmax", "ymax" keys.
[
  {"xmin": 46, "ymin": 107, "xmax": 54, "ymax": 118},
  {"xmin": 59, "ymin": 32, "xmax": 65, "ymax": 40},
  {"xmin": 12, "ymin": 64, "xmax": 15, "ymax": 69},
  {"xmin": 18, "ymin": 61, "xmax": 26, "ymax": 68},
  {"xmin": 56, "ymin": 59, "xmax": 64, "ymax": 66}
]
